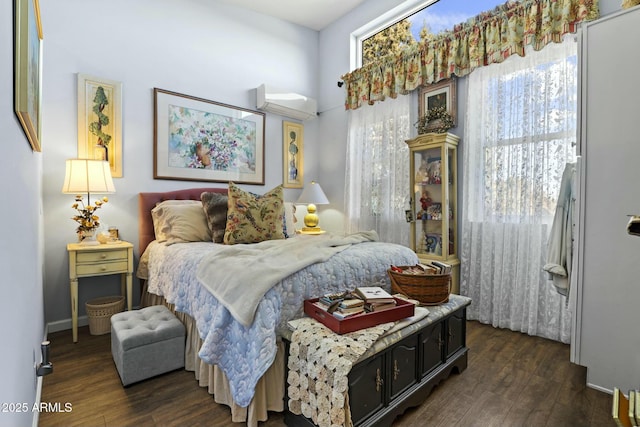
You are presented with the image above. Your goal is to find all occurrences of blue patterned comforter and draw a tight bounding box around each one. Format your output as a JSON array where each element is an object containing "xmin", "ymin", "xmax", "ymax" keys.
[{"xmin": 145, "ymin": 239, "xmax": 418, "ymax": 408}]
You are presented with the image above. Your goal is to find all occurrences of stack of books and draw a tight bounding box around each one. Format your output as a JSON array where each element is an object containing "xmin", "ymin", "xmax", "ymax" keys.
[
  {"xmin": 332, "ymin": 298, "xmax": 365, "ymax": 319},
  {"xmin": 420, "ymin": 261, "xmax": 452, "ymax": 274},
  {"xmin": 355, "ymin": 286, "xmax": 397, "ymax": 312},
  {"xmin": 319, "ymin": 291, "xmax": 350, "ymax": 306},
  {"xmin": 315, "ymin": 292, "xmax": 365, "ymax": 319}
]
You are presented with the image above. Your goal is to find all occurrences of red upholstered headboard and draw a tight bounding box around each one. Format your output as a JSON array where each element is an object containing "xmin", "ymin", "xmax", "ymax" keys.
[{"xmin": 138, "ymin": 187, "xmax": 227, "ymax": 254}]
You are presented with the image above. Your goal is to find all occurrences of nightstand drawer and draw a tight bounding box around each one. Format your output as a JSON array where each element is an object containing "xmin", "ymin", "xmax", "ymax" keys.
[
  {"xmin": 77, "ymin": 249, "xmax": 128, "ymax": 264},
  {"xmin": 77, "ymin": 261, "xmax": 129, "ymax": 276}
]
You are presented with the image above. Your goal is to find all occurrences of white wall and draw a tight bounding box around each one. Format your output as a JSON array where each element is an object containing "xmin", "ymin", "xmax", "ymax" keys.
[
  {"xmin": 0, "ymin": 0, "xmax": 46, "ymax": 425},
  {"xmin": 41, "ymin": 0, "xmax": 320, "ymax": 326}
]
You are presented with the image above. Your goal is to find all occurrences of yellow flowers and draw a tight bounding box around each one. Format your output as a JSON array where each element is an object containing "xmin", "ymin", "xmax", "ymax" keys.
[{"xmin": 71, "ymin": 196, "xmax": 109, "ymax": 233}]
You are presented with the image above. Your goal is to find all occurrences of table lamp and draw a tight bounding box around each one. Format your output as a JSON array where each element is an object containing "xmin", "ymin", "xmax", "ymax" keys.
[
  {"xmin": 62, "ymin": 159, "xmax": 115, "ymax": 244},
  {"xmin": 296, "ymin": 181, "xmax": 329, "ymax": 234}
]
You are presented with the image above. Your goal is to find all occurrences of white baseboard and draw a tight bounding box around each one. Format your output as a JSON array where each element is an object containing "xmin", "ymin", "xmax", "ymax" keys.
[
  {"xmin": 587, "ymin": 382, "xmax": 613, "ymax": 395},
  {"xmin": 47, "ymin": 306, "xmax": 140, "ymax": 334},
  {"xmin": 32, "ymin": 325, "xmax": 49, "ymax": 427},
  {"xmin": 47, "ymin": 316, "xmax": 89, "ymax": 333}
]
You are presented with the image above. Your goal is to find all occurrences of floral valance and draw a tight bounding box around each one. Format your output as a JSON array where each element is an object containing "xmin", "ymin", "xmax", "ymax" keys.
[{"xmin": 341, "ymin": 0, "xmax": 599, "ymax": 110}]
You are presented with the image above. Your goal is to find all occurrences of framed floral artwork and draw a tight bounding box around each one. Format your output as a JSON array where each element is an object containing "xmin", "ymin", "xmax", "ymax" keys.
[
  {"xmin": 14, "ymin": 0, "xmax": 43, "ymax": 152},
  {"xmin": 77, "ymin": 74, "xmax": 123, "ymax": 177},
  {"xmin": 154, "ymin": 88, "xmax": 265, "ymax": 184},
  {"xmin": 283, "ymin": 121, "xmax": 304, "ymax": 188},
  {"xmin": 418, "ymin": 78, "xmax": 457, "ymax": 129}
]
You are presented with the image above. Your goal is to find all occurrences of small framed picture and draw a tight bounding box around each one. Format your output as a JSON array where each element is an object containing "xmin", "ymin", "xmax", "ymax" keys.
[
  {"xmin": 418, "ymin": 78, "xmax": 457, "ymax": 127},
  {"xmin": 405, "ymin": 209, "xmax": 414, "ymax": 223},
  {"xmin": 108, "ymin": 227, "xmax": 119, "ymax": 241}
]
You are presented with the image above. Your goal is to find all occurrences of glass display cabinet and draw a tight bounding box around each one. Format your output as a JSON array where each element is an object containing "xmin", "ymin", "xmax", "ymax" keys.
[{"xmin": 405, "ymin": 132, "xmax": 460, "ymax": 293}]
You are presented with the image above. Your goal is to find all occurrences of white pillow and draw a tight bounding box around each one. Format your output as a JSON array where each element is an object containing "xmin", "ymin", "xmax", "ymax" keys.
[
  {"xmin": 151, "ymin": 200, "xmax": 211, "ymax": 245},
  {"xmin": 284, "ymin": 202, "xmax": 297, "ymax": 237}
]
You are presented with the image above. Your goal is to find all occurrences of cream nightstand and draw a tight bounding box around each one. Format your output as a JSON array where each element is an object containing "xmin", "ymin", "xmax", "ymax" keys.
[{"xmin": 67, "ymin": 241, "xmax": 134, "ymax": 343}]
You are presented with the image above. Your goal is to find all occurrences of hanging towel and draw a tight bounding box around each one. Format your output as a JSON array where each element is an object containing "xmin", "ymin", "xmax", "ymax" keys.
[{"xmin": 543, "ymin": 162, "xmax": 576, "ymax": 297}]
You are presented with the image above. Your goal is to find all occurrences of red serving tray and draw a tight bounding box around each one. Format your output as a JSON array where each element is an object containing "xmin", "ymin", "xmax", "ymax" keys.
[{"xmin": 304, "ymin": 297, "xmax": 415, "ymax": 334}]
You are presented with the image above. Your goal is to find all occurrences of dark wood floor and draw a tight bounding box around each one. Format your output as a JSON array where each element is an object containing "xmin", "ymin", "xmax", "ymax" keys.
[{"xmin": 39, "ymin": 321, "xmax": 615, "ymax": 427}]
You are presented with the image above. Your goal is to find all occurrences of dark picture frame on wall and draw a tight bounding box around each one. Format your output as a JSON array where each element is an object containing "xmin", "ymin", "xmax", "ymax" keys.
[
  {"xmin": 418, "ymin": 77, "xmax": 457, "ymax": 127},
  {"xmin": 153, "ymin": 88, "xmax": 265, "ymax": 184},
  {"xmin": 14, "ymin": 0, "xmax": 43, "ymax": 152}
]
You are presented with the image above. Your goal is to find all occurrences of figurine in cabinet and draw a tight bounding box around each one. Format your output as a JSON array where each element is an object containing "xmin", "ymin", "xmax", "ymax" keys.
[
  {"xmin": 427, "ymin": 158, "xmax": 441, "ymax": 184},
  {"xmin": 425, "ymin": 233, "xmax": 442, "ymax": 255},
  {"xmin": 426, "ymin": 203, "xmax": 442, "ymax": 220},
  {"xmin": 419, "ymin": 190, "xmax": 432, "ymax": 213},
  {"xmin": 415, "ymin": 158, "xmax": 428, "ymax": 183}
]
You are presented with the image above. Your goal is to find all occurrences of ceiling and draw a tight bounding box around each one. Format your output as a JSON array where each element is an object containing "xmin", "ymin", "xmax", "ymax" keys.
[{"xmin": 216, "ymin": 0, "xmax": 368, "ymax": 31}]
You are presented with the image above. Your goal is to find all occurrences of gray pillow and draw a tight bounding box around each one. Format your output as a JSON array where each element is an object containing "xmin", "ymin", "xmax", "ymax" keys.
[{"xmin": 201, "ymin": 192, "xmax": 228, "ymax": 243}]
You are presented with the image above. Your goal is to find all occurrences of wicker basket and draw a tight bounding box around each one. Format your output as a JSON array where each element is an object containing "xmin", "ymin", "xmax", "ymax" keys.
[
  {"xmin": 85, "ymin": 296, "xmax": 125, "ymax": 335},
  {"xmin": 387, "ymin": 266, "xmax": 450, "ymax": 305}
]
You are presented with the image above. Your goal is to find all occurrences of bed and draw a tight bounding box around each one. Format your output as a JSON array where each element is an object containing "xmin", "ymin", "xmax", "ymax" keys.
[{"xmin": 137, "ymin": 186, "xmax": 419, "ymax": 426}]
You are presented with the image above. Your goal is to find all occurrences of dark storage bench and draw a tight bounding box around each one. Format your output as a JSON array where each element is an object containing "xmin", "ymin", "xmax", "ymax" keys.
[{"xmin": 284, "ymin": 294, "xmax": 471, "ymax": 426}]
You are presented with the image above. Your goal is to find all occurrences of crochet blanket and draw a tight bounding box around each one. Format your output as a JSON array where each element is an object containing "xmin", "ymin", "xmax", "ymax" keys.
[{"xmin": 287, "ymin": 318, "xmax": 394, "ymax": 427}]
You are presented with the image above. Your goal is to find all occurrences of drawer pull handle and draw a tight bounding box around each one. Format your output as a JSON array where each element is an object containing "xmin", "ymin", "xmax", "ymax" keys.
[
  {"xmin": 100, "ymin": 266, "xmax": 107, "ymax": 271},
  {"xmin": 375, "ymin": 368, "xmax": 383, "ymax": 392},
  {"xmin": 393, "ymin": 360, "xmax": 400, "ymax": 380},
  {"xmin": 100, "ymin": 254, "xmax": 107, "ymax": 259}
]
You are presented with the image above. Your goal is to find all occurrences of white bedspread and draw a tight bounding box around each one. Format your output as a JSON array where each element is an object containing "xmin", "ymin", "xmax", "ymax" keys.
[{"xmin": 196, "ymin": 231, "xmax": 379, "ymax": 327}]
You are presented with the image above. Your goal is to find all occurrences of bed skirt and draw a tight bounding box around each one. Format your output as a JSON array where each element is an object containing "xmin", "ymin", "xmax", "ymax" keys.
[{"xmin": 142, "ymin": 292, "xmax": 285, "ymax": 427}]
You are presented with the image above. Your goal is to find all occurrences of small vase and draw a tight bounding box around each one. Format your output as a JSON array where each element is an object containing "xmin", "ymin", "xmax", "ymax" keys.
[{"xmin": 78, "ymin": 229, "xmax": 99, "ymax": 245}]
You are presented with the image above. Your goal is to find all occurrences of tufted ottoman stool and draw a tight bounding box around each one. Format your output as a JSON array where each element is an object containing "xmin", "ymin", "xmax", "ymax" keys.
[{"xmin": 110, "ymin": 305, "xmax": 185, "ymax": 386}]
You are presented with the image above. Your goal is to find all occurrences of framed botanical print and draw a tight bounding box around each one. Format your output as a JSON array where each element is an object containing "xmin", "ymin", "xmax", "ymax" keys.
[
  {"xmin": 77, "ymin": 74, "xmax": 123, "ymax": 177},
  {"xmin": 283, "ymin": 121, "xmax": 304, "ymax": 188},
  {"xmin": 154, "ymin": 88, "xmax": 265, "ymax": 184}
]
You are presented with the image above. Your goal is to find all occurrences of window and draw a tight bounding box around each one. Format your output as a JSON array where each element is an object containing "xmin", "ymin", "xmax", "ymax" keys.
[
  {"xmin": 344, "ymin": 96, "xmax": 412, "ymax": 245},
  {"xmin": 471, "ymin": 48, "xmax": 578, "ymax": 222},
  {"xmin": 460, "ymin": 38, "xmax": 577, "ymax": 343},
  {"xmin": 357, "ymin": 0, "xmax": 519, "ymax": 67}
]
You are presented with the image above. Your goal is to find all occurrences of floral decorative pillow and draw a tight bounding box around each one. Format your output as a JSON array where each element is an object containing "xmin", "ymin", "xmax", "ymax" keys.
[
  {"xmin": 224, "ymin": 182, "xmax": 285, "ymax": 245},
  {"xmin": 201, "ymin": 192, "xmax": 228, "ymax": 243},
  {"xmin": 151, "ymin": 200, "xmax": 211, "ymax": 245}
]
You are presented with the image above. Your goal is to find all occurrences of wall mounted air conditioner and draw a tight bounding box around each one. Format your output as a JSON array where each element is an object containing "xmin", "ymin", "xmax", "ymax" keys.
[{"xmin": 256, "ymin": 84, "xmax": 317, "ymax": 121}]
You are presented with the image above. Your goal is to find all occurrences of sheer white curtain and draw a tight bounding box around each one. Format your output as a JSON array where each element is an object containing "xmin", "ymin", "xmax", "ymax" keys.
[
  {"xmin": 344, "ymin": 95, "xmax": 411, "ymax": 245},
  {"xmin": 461, "ymin": 37, "xmax": 577, "ymax": 343}
]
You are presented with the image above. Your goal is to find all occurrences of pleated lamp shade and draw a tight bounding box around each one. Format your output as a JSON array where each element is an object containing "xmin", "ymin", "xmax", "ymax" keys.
[{"xmin": 62, "ymin": 159, "xmax": 115, "ymax": 201}]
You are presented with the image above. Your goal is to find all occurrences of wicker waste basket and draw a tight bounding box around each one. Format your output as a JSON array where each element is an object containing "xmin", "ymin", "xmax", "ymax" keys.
[
  {"xmin": 86, "ymin": 296, "xmax": 125, "ymax": 335},
  {"xmin": 387, "ymin": 266, "xmax": 450, "ymax": 305}
]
